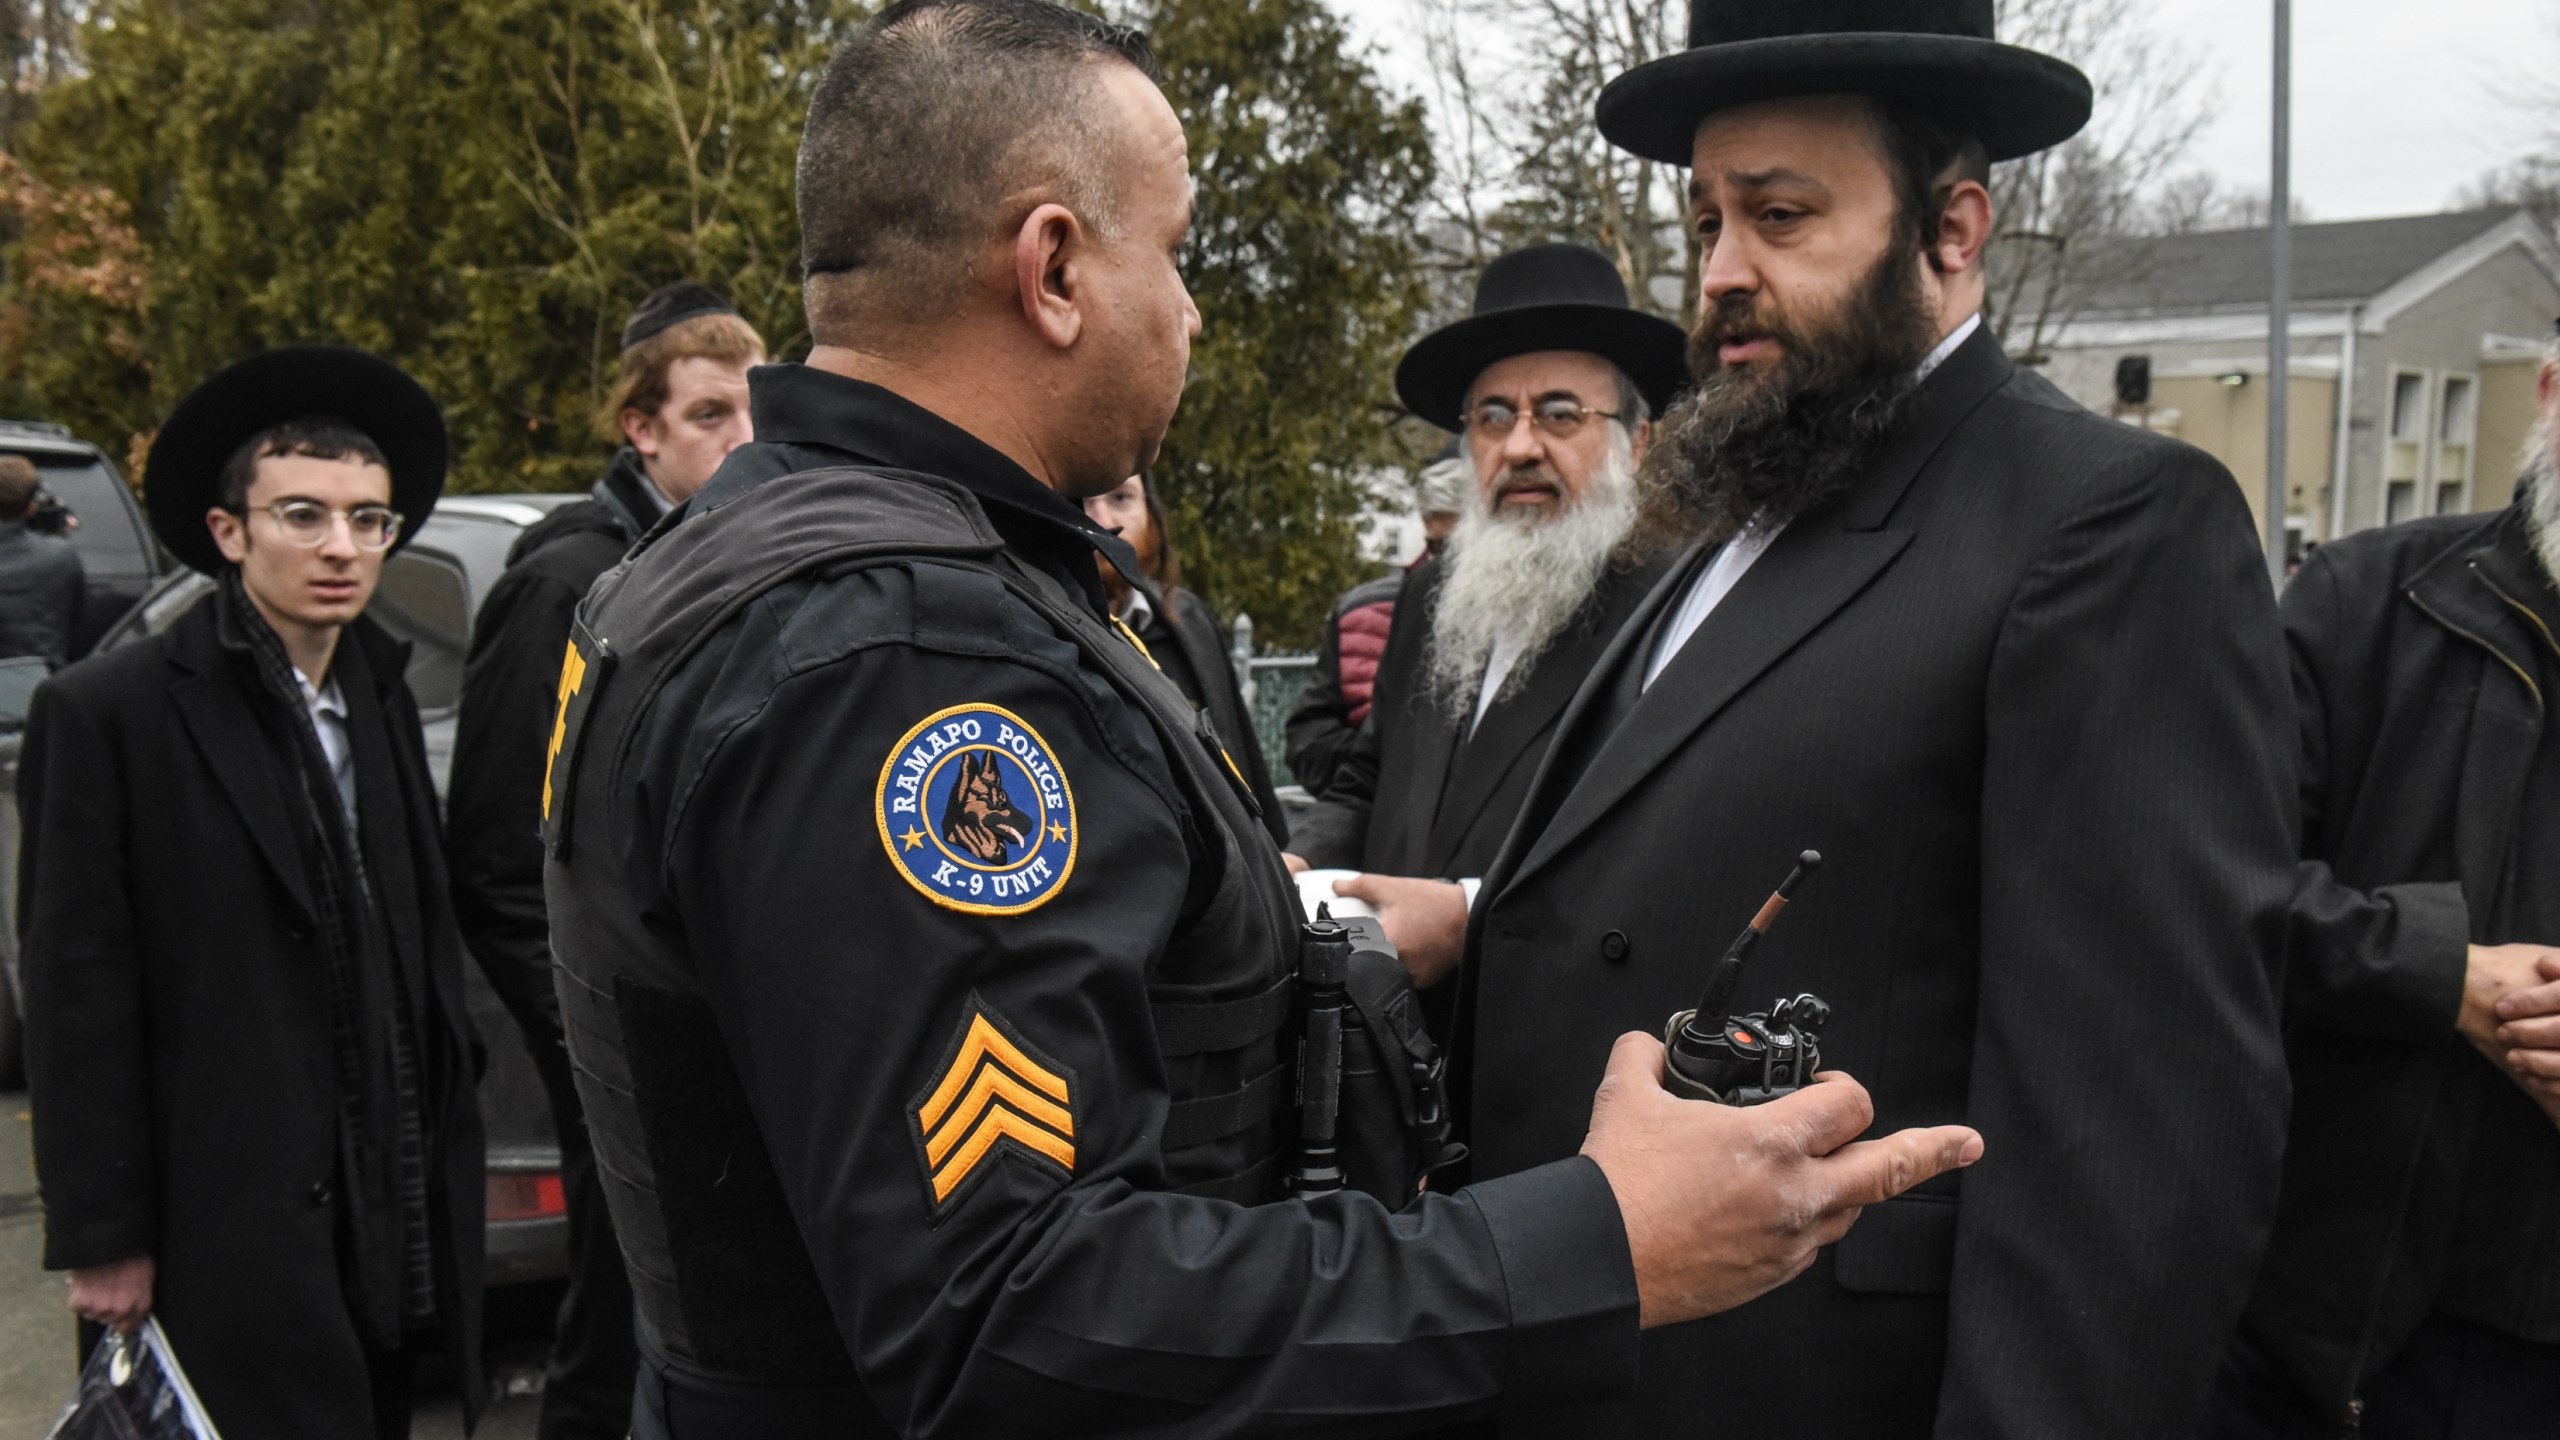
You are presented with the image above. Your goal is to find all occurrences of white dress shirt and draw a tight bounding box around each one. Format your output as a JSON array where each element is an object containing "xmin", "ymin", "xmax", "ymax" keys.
[
  {"xmin": 296, "ymin": 665, "xmax": 357, "ymax": 825},
  {"xmin": 1470, "ymin": 632, "xmax": 1522, "ymax": 734},
  {"xmin": 1114, "ymin": 585, "xmax": 1157, "ymax": 633}
]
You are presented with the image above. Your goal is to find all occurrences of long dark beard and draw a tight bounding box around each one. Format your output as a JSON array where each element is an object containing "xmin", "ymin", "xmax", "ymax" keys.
[{"xmin": 1637, "ymin": 243, "xmax": 1942, "ymax": 546}]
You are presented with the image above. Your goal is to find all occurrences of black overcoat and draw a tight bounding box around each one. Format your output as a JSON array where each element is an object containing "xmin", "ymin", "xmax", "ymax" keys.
[
  {"xmin": 1290, "ymin": 552, "xmax": 1668, "ymax": 880},
  {"xmin": 2226, "ymin": 499, "xmax": 2555, "ymax": 1428},
  {"xmin": 19, "ymin": 600, "xmax": 485, "ymax": 1437},
  {"xmin": 1456, "ymin": 325, "xmax": 2296, "ymax": 1438},
  {"xmin": 1137, "ymin": 585, "xmax": 1289, "ymax": 846}
]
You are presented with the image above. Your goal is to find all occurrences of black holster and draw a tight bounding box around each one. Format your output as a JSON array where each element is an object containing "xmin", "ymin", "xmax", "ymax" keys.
[{"xmin": 1303, "ymin": 915, "xmax": 1465, "ymax": 1209}]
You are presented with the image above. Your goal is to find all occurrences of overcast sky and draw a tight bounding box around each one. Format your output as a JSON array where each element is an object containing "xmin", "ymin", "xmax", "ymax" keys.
[{"xmin": 1330, "ymin": 0, "xmax": 2557, "ymax": 223}]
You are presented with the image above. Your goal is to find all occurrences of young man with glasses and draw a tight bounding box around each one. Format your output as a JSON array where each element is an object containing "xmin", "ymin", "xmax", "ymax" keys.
[
  {"xmin": 1286, "ymin": 242, "xmax": 1686, "ymax": 996},
  {"xmin": 19, "ymin": 347, "xmax": 487, "ymax": 1438}
]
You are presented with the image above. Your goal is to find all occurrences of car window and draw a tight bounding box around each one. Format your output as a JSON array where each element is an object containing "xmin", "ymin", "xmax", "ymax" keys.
[
  {"xmin": 372, "ymin": 547, "xmax": 471, "ymax": 716},
  {"xmin": 18, "ymin": 456, "xmax": 152, "ymax": 581},
  {"xmin": 133, "ymin": 572, "xmax": 214, "ymax": 637},
  {"xmin": 412, "ymin": 510, "xmax": 529, "ymax": 613}
]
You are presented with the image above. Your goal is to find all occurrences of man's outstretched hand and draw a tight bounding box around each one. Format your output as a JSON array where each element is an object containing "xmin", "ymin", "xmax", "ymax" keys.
[
  {"xmin": 1333, "ymin": 873, "xmax": 1468, "ymax": 989},
  {"xmin": 1578, "ymin": 1033, "xmax": 1982, "ymax": 1328}
]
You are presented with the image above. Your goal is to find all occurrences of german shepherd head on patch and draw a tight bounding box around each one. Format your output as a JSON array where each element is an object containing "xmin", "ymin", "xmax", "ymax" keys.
[{"xmin": 941, "ymin": 750, "xmax": 1034, "ymax": 864}]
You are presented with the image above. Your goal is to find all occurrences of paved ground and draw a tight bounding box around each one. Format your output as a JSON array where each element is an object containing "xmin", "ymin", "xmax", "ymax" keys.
[{"xmin": 3, "ymin": 1092, "xmax": 550, "ymax": 1438}]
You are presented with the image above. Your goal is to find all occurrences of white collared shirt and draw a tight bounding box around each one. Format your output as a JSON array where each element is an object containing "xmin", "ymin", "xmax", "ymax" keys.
[
  {"xmin": 1114, "ymin": 585, "xmax": 1157, "ymax": 634},
  {"xmin": 1639, "ymin": 312, "xmax": 1982, "ymax": 691},
  {"xmin": 1471, "ymin": 632, "xmax": 1522, "ymax": 733},
  {"xmin": 296, "ymin": 665, "xmax": 356, "ymax": 825}
]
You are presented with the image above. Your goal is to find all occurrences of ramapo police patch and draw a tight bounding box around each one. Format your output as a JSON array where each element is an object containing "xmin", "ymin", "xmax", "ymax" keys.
[{"xmin": 876, "ymin": 703, "xmax": 1078, "ymax": 916}]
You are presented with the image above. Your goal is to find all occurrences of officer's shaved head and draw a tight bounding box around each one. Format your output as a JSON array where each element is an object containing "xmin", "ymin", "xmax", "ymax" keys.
[{"xmin": 798, "ymin": 0, "xmax": 1161, "ymax": 342}]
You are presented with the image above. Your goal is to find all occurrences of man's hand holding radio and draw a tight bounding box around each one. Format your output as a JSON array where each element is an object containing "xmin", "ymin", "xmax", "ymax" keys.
[{"xmin": 1579, "ymin": 1032, "xmax": 1983, "ymax": 1328}]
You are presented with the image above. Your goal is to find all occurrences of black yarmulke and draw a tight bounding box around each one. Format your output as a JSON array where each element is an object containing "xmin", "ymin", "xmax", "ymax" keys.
[{"xmin": 621, "ymin": 281, "xmax": 737, "ymax": 350}]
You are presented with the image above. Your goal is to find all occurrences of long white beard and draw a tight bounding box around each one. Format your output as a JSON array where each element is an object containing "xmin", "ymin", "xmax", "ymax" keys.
[
  {"xmin": 2528, "ymin": 409, "xmax": 2560, "ymax": 587},
  {"xmin": 1425, "ymin": 431, "xmax": 1641, "ymax": 721}
]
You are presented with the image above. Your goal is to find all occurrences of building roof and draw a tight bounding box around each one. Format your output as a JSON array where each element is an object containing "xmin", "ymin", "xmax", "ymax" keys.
[{"xmin": 2073, "ymin": 208, "xmax": 2531, "ymax": 316}]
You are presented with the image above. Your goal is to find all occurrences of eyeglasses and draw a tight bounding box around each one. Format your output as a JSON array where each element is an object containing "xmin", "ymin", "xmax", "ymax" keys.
[
  {"xmin": 250, "ymin": 499, "xmax": 404, "ymax": 551},
  {"xmin": 1467, "ymin": 397, "xmax": 1623, "ymax": 442}
]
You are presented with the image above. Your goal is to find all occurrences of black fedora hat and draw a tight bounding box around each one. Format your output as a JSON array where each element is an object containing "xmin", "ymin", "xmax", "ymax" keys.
[
  {"xmin": 145, "ymin": 346, "xmax": 448, "ymax": 575},
  {"xmin": 1396, "ymin": 243, "xmax": 1689, "ymax": 433},
  {"xmin": 1596, "ymin": 0, "xmax": 2092, "ymax": 166}
]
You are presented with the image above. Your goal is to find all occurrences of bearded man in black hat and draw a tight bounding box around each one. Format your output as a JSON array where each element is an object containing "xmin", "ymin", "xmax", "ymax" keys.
[
  {"xmin": 445, "ymin": 281, "xmax": 763, "ymax": 1440},
  {"xmin": 18, "ymin": 348, "xmax": 486, "ymax": 1437},
  {"xmin": 1287, "ymin": 243, "xmax": 1684, "ymax": 994},
  {"xmin": 1351, "ymin": 3, "xmax": 2298, "ymax": 1435}
]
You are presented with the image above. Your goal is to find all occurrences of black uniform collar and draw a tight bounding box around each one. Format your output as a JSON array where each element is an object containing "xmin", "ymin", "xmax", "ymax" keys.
[{"xmin": 740, "ymin": 362, "xmax": 1144, "ymax": 617}]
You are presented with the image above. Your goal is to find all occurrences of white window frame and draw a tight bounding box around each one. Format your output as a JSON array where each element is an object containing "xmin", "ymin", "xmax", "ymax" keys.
[
  {"xmin": 2432, "ymin": 370, "xmax": 2479, "ymax": 515},
  {"xmin": 2380, "ymin": 366, "xmax": 2434, "ymax": 526}
]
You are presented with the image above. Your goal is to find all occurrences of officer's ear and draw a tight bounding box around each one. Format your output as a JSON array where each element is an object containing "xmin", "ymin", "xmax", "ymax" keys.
[{"xmin": 1013, "ymin": 201, "xmax": 1086, "ymax": 352}]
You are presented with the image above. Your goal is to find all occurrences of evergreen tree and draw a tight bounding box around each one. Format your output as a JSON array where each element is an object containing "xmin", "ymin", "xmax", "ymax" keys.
[
  {"xmin": 1136, "ymin": 0, "xmax": 1435, "ymax": 645},
  {"xmin": 0, "ymin": 0, "xmax": 1429, "ymax": 646}
]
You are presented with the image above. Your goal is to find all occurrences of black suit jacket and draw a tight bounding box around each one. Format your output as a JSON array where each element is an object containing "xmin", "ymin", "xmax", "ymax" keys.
[
  {"xmin": 1291, "ymin": 553, "xmax": 1667, "ymax": 879},
  {"xmin": 19, "ymin": 602, "xmax": 485, "ymax": 1436},
  {"xmin": 1458, "ymin": 326, "xmax": 2295, "ymax": 1438}
]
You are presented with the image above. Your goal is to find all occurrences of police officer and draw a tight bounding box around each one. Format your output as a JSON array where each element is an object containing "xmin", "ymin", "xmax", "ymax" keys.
[{"xmin": 542, "ymin": 3, "xmax": 1981, "ymax": 1435}]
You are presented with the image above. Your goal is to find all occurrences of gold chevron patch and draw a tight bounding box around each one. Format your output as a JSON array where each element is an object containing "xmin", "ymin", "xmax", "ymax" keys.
[{"xmin": 910, "ymin": 997, "xmax": 1077, "ymax": 1218}]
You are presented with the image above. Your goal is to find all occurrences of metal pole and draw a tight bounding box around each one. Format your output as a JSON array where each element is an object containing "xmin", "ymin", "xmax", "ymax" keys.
[{"xmin": 2266, "ymin": 0, "xmax": 2293, "ymax": 586}]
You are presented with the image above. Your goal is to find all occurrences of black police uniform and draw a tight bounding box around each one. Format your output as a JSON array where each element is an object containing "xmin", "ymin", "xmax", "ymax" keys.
[
  {"xmin": 448, "ymin": 447, "xmax": 671, "ymax": 1440},
  {"xmin": 541, "ymin": 364, "xmax": 1638, "ymax": 1438}
]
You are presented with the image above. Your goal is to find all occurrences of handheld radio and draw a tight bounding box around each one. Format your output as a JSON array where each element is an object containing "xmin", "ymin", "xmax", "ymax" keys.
[{"xmin": 1661, "ymin": 850, "xmax": 1832, "ymax": 1106}]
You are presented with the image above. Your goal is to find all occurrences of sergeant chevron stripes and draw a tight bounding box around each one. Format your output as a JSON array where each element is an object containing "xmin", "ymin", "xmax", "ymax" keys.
[{"xmin": 910, "ymin": 997, "xmax": 1078, "ymax": 1217}]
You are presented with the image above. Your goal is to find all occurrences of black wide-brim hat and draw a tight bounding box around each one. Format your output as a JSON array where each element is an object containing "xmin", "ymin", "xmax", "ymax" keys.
[
  {"xmin": 1397, "ymin": 242, "xmax": 1689, "ymax": 433},
  {"xmin": 1596, "ymin": 0, "xmax": 2093, "ymax": 166},
  {"xmin": 145, "ymin": 346, "xmax": 448, "ymax": 575}
]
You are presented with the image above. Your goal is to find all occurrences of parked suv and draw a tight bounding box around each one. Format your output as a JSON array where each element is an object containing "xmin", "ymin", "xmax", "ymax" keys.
[
  {"xmin": 0, "ymin": 492, "xmax": 587, "ymax": 1286},
  {"xmin": 0, "ymin": 421, "xmax": 173, "ymax": 660}
]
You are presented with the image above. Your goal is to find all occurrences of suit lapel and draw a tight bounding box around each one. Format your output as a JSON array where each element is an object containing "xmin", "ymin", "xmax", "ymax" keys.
[
  {"xmin": 165, "ymin": 611, "xmax": 318, "ymax": 922},
  {"xmin": 1473, "ymin": 541, "xmax": 1706, "ymax": 906},
  {"xmin": 1499, "ymin": 325, "xmax": 2013, "ymax": 893}
]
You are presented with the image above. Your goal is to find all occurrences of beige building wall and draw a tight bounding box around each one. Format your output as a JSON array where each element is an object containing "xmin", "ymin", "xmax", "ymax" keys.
[
  {"xmin": 2141, "ymin": 373, "xmax": 2338, "ymax": 537},
  {"xmin": 2475, "ymin": 355, "xmax": 2542, "ymax": 513},
  {"xmin": 2344, "ymin": 248, "xmax": 2560, "ymax": 529},
  {"xmin": 2034, "ymin": 229, "xmax": 2560, "ymax": 544}
]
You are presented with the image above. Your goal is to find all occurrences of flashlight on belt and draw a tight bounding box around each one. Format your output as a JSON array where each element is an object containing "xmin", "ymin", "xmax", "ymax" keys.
[{"xmin": 1662, "ymin": 850, "xmax": 1832, "ymax": 1106}]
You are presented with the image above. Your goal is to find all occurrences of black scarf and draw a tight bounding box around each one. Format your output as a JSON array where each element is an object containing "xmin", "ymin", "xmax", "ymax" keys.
[{"xmin": 215, "ymin": 569, "xmax": 438, "ymax": 1343}]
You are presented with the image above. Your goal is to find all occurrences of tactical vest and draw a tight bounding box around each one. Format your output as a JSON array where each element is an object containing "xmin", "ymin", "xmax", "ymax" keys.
[{"xmin": 541, "ymin": 465, "xmax": 1302, "ymax": 1389}]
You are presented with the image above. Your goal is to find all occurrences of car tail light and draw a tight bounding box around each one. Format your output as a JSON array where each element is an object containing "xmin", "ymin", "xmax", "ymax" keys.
[{"xmin": 486, "ymin": 1171, "xmax": 567, "ymax": 1223}]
